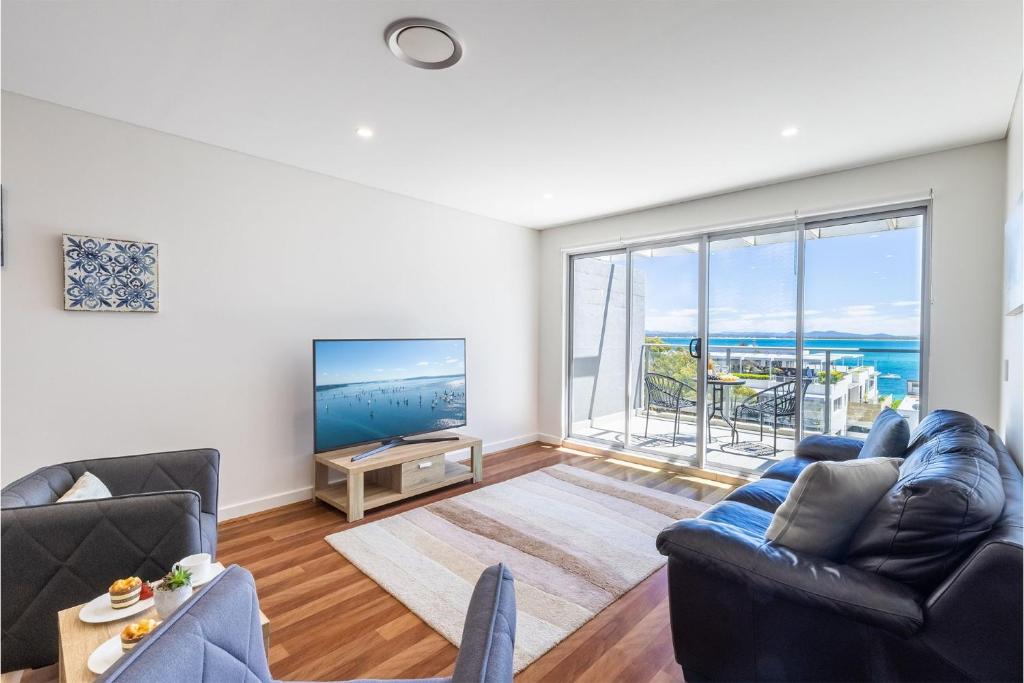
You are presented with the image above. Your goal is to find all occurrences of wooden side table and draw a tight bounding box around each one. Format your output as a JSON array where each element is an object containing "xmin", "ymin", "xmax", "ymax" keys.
[
  {"xmin": 314, "ymin": 432, "xmax": 483, "ymax": 522},
  {"xmin": 56, "ymin": 563, "xmax": 269, "ymax": 683}
]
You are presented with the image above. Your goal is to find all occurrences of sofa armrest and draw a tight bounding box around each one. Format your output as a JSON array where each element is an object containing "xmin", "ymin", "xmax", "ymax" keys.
[
  {"xmin": 656, "ymin": 518, "xmax": 922, "ymax": 637},
  {"xmin": 67, "ymin": 448, "xmax": 220, "ymax": 516},
  {"xmin": 452, "ymin": 563, "xmax": 516, "ymax": 683},
  {"xmin": 919, "ymin": 537, "xmax": 1023, "ymax": 682},
  {"xmin": 794, "ymin": 434, "xmax": 864, "ymax": 461},
  {"xmin": 1, "ymin": 491, "xmax": 204, "ymax": 671}
]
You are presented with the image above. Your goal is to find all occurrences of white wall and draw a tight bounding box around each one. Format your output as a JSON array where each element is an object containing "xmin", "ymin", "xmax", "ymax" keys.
[
  {"xmin": 0, "ymin": 93, "xmax": 541, "ymax": 517},
  {"xmin": 1002, "ymin": 79, "xmax": 1023, "ymax": 466},
  {"xmin": 539, "ymin": 142, "xmax": 1008, "ymax": 440}
]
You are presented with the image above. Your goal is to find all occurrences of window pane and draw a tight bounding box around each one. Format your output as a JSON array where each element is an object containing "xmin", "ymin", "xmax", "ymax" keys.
[
  {"xmin": 569, "ymin": 253, "xmax": 629, "ymax": 447},
  {"xmin": 706, "ymin": 229, "xmax": 799, "ymax": 474},
  {"xmin": 629, "ymin": 243, "xmax": 700, "ymax": 462},
  {"xmin": 802, "ymin": 213, "xmax": 923, "ymax": 437}
]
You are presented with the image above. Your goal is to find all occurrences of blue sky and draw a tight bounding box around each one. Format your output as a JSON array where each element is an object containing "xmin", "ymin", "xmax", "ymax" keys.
[
  {"xmin": 315, "ymin": 339, "xmax": 465, "ymax": 385},
  {"xmin": 635, "ymin": 224, "xmax": 922, "ymax": 336}
]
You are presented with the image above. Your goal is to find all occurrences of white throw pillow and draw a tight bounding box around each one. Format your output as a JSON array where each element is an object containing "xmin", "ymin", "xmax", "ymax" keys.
[
  {"xmin": 766, "ymin": 457, "xmax": 902, "ymax": 560},
  {"xmin": 57, "ymin": 471, "xmax": 112, "ymax": 502}
]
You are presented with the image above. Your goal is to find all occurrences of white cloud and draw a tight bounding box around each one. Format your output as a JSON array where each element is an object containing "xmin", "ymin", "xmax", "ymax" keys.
[
  {"xmin": 374, "ymin": 368, "xmax": 384, "ymax": 372},
  {"xmin": 891, "ymin": 300, "xmax": 920, "ymax": 307},
  {"xmin": 416, "ymin": 361, "xmax": 430, "ymax": 366},
  {"xmin": 804, "ymin": 311, "xmax": 920, "ymax": 336},
  {"xmin": 444, "ymin": 357, "xmax": 459, "ymax": 364},
  {"xmin": 644, "ymin": 307, "xmax": 698, "ymax": 333},
  {"xmin": 842, "ymin": 304, "xmax": 876, "ymax": 317}
]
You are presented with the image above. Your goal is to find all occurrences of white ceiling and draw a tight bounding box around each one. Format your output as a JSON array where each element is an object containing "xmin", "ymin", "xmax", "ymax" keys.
[{"xmin": 3, "ymin": 1, "xmax": 1021, "ymax": 229}]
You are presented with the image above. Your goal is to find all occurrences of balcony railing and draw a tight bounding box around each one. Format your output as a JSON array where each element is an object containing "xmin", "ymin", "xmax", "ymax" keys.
[{"xmin": 638, "ymin": 341, "xmax": 920, "ymax": 437}]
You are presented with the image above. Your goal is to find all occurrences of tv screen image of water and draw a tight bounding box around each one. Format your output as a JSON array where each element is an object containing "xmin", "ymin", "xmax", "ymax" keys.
[{"xmin": 315, "ymin": 375, "xmax": 466, "ymax": 452}]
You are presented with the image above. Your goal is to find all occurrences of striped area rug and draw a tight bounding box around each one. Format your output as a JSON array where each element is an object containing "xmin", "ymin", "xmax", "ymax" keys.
[{"xmin": 325, "ymin": 463, "xmax": 709, "ymax": 672}]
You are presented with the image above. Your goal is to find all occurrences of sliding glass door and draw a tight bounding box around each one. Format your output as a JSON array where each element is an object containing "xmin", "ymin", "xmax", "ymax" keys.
[
  {"xmin": 627, "ymin": 242, "xmax": 702, "ymax": 462},
  {"xmin": 801, "ymin": 210, "xmax": 925, "ymax": 438},
  {"xmin": 566, "ymin": 204, "xmax": 928, "ymax": 475},
  {"xmin": 568, "ymin": 251, "xmax": 629, "ymax": 448},
  {"xmin": 705, "ymin": 227, "xmax": 799, "ymax": 475}
]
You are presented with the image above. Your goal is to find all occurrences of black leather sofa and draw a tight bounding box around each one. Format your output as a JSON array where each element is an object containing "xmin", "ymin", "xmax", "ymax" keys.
[
  {"xmin": 1, "ymin": 448, "xmax": 219, "ymax": 672},
  {"xmin": 657, "ymin": 410, "xmax": 1022, "ymax": 682}
]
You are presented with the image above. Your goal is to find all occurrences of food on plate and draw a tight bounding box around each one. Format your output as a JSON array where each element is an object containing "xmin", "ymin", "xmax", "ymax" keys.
[
  {"xmin": 139, "ymin": 582, "xmax": 154, "ymax": 601},
  {"xmin": 108, "ymin": 577, "xmax": 143, "ymax": 609},
  {"xmin": 120, "ymin": 618, "xmax": 159, "ymax": 652}
]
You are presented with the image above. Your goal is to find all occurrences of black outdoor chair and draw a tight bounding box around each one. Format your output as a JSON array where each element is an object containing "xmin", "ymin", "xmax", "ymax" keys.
[
  {"xmin": 643, "ymin": 373, "xmax": 698, "ymax": 446},
  {"xmin": 730, "ymin": 378, "xmax": 812, "ymax": 454}
]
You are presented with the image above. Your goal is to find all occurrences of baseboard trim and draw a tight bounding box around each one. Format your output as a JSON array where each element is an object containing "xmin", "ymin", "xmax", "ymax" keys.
[
  {"xmin": 484, "ymin": 433, "xmax": 541, "ymax": 454},
  {"xmin": 220, "ymin": 433, "xmax": 545, "ymax": 520},
  {"xmin": 538, "ymin": 433, "xmax": 564, "ymax": 445},
  {"xmin": 219, "ymin": 486, "xmax": 313, "ymax": 521}
]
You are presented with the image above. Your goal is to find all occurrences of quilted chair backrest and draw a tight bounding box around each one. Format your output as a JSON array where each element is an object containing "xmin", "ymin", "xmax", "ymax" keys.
[
  {"xmin": 65, "ymin": 448, "xmax": 220, "ymax": 512},
  {"xmin": 1, "ymin": 465, "xmax": 76, "ymax": 508},
  {"xmin": 96, "ymin": 565, "xmax": 272, "ymax": 683}
]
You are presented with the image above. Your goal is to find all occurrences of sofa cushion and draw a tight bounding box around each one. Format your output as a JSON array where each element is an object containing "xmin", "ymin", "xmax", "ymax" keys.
[
  {"xmin": 761, "ymin": 457, "xmax": 816, "ymax": 483},
  {"xmin": 725, "ymin": 478, "xmax": 792, "ymax": 513},
  {"xmin": 57, "ymin": 472, "xmax": 112, "ymax": 503},
  {"xmin": 794, "ymin": 434, "xmax": 864, "ymax": 461},
  {"xmin": 907, "ymin": 409, "xmax": 989, "ymax": 457},
  {"xmin": 846, "ymin": 430, "xmax": 1005, "ymax": 592},
  {"xmin": 701, "ymin": 501, "xmax": 774, "ymax": 539},
  {"xmin": 766, "ymin": 457, "xmax": 902, "ymax": 560},
  {"xmin": 858, "ymin": 408, "xmax": 910, "ymax": 460}
]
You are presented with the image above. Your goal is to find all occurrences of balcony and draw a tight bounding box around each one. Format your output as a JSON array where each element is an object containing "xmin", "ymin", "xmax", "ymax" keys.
[{"xmin": 570, "ymin": 341, "xmax": 920, "ymax": 475}]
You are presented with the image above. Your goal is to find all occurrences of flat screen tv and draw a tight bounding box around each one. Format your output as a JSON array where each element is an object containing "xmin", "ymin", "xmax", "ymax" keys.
[{"xmin": 313, "ymin": 338, "xmax": 466, "ymax": 455}]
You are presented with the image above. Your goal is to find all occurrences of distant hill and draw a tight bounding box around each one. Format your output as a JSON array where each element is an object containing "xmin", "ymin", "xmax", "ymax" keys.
[{"xmin": 646, "ymin": 330, "xmax": 918, "ymax": 340}]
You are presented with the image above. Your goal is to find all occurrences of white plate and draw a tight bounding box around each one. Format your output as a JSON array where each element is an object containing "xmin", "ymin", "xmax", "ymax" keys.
[
  {"xmin": 87, "ymin": 634, "xmax": 124, "ymax": 675},
  {"xmin": 79, "ymin": 593, "xmax": 154, "ymax": 624},
  {"xmin": 192, "ymin": 565, "xmax": 226, "ymax": 589}
]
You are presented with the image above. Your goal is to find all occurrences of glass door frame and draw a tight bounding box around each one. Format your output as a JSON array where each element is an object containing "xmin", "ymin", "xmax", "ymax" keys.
[
  {"xmin": 565, "ymin": 247, "xmax": 629, "ymax": 451},
  {"xmin": 702, "ymin": 221, "xmax": 804, "ymax": 475},
  {"xmin": 621, "ymin": 235, "xmax": 708, "ymax": 466},
  {"xmin": 565, "ymin": 199, "xmax": 932, "ymax": 475},
  {"xmin": 801, "ymin": 204, "xmax": 932, "ymax": 418}
]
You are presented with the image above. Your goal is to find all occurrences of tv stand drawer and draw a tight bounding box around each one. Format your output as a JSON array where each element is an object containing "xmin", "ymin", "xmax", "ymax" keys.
[{"xmin": 401, "ymin": 454, "xmax": 445, "ymax": 491}]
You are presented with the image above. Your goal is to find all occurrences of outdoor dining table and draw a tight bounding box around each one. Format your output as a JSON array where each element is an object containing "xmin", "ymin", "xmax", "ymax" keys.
[{"xmin": 706, "ymin": 377, "xmax": 746, "ymax": 441}]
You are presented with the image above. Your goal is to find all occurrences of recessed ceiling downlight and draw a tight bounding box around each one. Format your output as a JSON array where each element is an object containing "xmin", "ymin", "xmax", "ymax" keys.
[{"xmin": 385, "ymin": 18, "xmax": 462, "ymax": 70}]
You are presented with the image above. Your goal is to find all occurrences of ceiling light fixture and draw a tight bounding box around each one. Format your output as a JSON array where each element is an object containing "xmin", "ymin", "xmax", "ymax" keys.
[
  {"xmin": 355, "ymin": 127, "xmax": 374, "ymax": 138},
  {"xmin": 385, "ymin": 18, "xmax": 462, "ymax": 70},
  {"xmin": 781, "ymin": 126, "xmax": 800, "ymax": 137}
]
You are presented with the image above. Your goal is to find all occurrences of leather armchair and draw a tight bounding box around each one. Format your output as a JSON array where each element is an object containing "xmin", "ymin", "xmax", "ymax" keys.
[
  {"xmin": 1, "ymin": 448, "xmax": 219, "ymax": 672},
  {"xmin": 97, "ymin": 563, "xmax": 517, "ymax": 683}
]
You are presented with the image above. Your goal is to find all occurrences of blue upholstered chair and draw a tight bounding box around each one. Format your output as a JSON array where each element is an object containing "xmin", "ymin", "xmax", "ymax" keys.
[{"xmin": 96, "ymin": 563, "xmax": 516, "ymax": 683}]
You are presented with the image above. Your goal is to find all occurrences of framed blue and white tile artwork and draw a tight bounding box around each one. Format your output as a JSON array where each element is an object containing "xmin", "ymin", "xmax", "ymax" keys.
[{"xmin": 62, "ymin": 234, "xmax": 159, "ymax": 312}]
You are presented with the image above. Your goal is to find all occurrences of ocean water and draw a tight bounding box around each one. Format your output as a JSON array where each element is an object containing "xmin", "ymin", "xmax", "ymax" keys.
[
  {"xmin": 315, "ymin": 375, "xmax": 466, "ymax": 452},
  {"xmin": 660, "ymin": 337, "xmax": 920, "ymax": 399}
]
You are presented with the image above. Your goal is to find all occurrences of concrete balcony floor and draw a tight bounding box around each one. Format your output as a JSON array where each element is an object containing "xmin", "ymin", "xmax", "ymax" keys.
[{"xmin": 571, "ymin": 411, "xmax": 800, "ymax": 474}]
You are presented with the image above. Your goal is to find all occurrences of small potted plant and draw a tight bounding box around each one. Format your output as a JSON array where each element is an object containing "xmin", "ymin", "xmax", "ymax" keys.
[{"xmin": 154, "ymin": 565, "xmax": 193, "ymax": 618}]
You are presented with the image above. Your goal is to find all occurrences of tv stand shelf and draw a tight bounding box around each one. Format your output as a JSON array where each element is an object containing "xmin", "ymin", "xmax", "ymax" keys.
[{"xmin": 313, "ymin": 432, "xmax": 482, "ymax": 522}]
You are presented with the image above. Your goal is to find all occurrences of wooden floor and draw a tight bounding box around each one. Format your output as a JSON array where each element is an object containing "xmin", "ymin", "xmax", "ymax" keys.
[{"xmin": 218, "ymin": 442, "xmax": 732, "ymax": 682}]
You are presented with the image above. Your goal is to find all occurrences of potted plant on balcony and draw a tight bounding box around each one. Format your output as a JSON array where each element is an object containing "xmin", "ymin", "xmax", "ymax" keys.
[{"xmin": 154, "ymin": 565, "xmax": 193, "ymax": 618}]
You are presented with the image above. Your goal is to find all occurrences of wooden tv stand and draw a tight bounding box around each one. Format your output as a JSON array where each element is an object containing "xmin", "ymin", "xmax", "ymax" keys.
[{"xmin": 313, "ymin": 432, "xmax": 482, "ymax": 522}]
